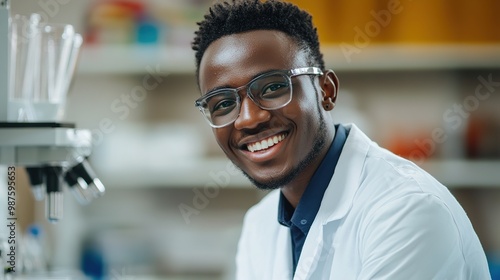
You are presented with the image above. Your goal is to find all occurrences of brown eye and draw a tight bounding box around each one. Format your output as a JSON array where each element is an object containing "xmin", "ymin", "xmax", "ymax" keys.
[
  {"xmin": 212, "ymin": 99, "xmax": 237, "ymax": 115},
  {"xmin": 262, "ymin": 82, "xmax": 287, "ymax": 95}
]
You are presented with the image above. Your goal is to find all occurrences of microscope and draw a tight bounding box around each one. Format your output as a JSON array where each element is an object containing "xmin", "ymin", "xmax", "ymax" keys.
[{"xmin": 0, "ymin": 0, "xmax": 105, "ymax": 278}]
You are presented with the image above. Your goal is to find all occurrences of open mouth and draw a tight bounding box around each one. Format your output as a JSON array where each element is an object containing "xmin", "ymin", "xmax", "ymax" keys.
[{"xmin": 246, "ymin": 133, "xmax": 288, "ymax": 152}]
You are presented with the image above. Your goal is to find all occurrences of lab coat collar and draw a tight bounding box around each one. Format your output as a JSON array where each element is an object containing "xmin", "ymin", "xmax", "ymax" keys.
[
  {"xmin": 317, "ymin": 123, "xmax": 371, "ymax": 224},
  {"xmin": 293, "ymin": 123, "xmax": 371, "ymax": 279}
]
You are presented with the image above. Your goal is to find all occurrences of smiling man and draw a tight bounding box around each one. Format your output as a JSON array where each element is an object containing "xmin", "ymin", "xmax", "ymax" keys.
[{"xmin": 192, "ymin": 1, "xmax": 490, "ymax": 279}]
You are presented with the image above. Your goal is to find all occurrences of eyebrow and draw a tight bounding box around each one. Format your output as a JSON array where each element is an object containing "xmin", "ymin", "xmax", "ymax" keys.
[{"xmin": 203, "ymin": 68, "xmax": 283, "ymax": 96}]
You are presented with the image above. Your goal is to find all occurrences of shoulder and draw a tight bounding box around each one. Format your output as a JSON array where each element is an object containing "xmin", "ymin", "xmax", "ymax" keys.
[
  {"xmin": 355, "ymin": 145, "xmax": 489, "ymax": 268},
  {"xmin": 343, "ymin": 124, "xmax": 444, "ymax": 195},
  {"xmin": 362, "ymin": 143, "xmax": 447, "ymax": 195},
  {"xmin": 352, "ymin": 141, "xmax": 471, "ymax": 235},
  {"xmin": 362, "ymin": 144, "xmax": 470, "ymax": 219}
]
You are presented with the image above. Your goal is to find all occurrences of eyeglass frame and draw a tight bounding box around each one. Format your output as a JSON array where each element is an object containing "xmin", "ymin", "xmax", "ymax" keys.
[{"xmin": 194, "ymin": 66, "xmax": 324, "ymax": 128}]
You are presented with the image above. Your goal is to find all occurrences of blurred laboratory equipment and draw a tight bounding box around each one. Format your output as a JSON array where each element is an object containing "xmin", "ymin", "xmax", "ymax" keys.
[
  {"xmin": 9, "ymin": 13, "xmax": 82, "ymax": 123},
  {"xmin": 19, "ymin": 225, "xmax": 46, "ymax": 274},
  {"xmin": 0, "ymin": 0, "xmax": 105, "ymax": 279}
]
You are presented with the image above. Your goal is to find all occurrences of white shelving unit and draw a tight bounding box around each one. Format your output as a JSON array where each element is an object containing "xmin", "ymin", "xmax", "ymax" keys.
[
  {"xmin": 96, "ymin": 158, "xmax": 252, "ymax": 189},
  {"xmin": 79, "ymin": 45, "xmax": 195, "ymax": 75},
  {"xmin": 78, "ymin": 44, "xmax": 500, "ymax": 75},
  {"xmin": 322, "ymin": 44, "xmax": 500, "ymax": 71},
  {"xmin": 420, "ymin": 160, "xmax": 500, "ymax": 189}
]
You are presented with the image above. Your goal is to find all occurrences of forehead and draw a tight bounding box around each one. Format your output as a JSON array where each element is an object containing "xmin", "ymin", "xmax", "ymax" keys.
[{"xmin": 199, "ymin": 30, "xmax": 307, "ymax": 94}]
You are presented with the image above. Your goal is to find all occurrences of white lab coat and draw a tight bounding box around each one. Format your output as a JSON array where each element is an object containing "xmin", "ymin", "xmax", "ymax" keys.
[{"xmin": 236, "ymin": 124, "xmax": 491, "ymax": 280}]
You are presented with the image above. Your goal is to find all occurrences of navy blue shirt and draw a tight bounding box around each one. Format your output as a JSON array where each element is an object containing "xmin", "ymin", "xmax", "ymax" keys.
[{"xmin": 277, "ymin": 124, "xmax": 347, "ymax": 274}]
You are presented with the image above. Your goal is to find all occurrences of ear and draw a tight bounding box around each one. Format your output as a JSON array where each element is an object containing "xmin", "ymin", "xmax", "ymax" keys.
[{"xmin": 320, "ymin": 69, "xmax": 339, "ymax": 111}]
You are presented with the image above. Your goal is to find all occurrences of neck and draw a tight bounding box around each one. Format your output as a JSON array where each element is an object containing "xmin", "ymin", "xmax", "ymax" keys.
[{"xmin": 280, "ymin": 125, "xmax": 336, "ymax": 208}]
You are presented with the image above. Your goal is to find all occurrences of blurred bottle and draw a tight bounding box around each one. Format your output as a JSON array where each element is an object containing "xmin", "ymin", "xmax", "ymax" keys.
[
  {"xmin": 135, "ymin": 13, "xmax": 159, "ymax": 44},
  {"xmin": 85, "ymin": 1, "xmax": 139, "ymax": 45},
  {"xmin": 466, "ymin": 113, "xmax": 500, "ymax": 159},
  {"xmin": 20, "ymin": 224, "xmax": 47, "ymax": 274},
  {"xmin": 80, "ymin": 238, "xmax": 106, "ymax": 280}
]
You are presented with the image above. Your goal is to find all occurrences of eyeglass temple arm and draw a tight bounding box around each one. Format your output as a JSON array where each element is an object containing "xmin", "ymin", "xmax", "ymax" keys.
[{"xmin": 289, "ymin": 67, "xmax": 323, "ymax": 77}]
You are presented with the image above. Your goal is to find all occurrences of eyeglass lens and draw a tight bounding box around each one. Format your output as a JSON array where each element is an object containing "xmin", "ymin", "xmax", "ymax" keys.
[{"xmin": 204, "ymin": 73, "xmax": 292, "ymax": 127}]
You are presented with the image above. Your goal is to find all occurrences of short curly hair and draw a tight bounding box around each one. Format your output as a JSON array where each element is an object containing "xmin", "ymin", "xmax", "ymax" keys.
[{"xmin": 192, "ymin": 0, "xmax": 325, "ymax": 78}]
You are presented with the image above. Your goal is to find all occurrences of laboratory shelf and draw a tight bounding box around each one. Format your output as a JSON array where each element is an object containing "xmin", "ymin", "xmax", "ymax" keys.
[
  {"xmin": 97, "ymin": 158, "xmax": 500, "ymax": 189},
  {"xmin": 78, "ymin": 44, "xmax": 500, "ymax": 75},
  {"xmin": 78, "ymin": 44, "xmax": 195, "ymax": 75},
  {"xmin": 322, "ymin": 44, "xmax": 500, "ymax": 71},
  {"xmin": 96, "ymin": 157, "xmax": 252, "ymax": 189},
  {"xmin": 420, "ymin": 159, "xmax": 500, "ymax": 189}
]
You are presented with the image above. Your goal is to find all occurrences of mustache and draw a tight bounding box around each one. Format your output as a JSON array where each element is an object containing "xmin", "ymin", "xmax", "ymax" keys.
[{"xmin": 238, "ymin": 114, "xmax": 290, "ymax": 137}]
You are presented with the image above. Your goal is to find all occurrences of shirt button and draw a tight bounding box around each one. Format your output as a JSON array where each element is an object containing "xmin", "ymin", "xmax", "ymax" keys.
[{"xmin": 300, "ymin": 219, "xmax": 307, "ymax": 225}]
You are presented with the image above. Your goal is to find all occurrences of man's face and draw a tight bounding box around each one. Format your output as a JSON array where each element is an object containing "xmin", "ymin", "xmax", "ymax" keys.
[{"xmin": 198, "ymin": 30, "xmax": 329, "ymax": 189}]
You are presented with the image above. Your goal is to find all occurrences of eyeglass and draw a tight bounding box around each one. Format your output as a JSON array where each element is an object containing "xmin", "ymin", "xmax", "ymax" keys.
[{"xmin": 195, "ymin": 67, "xmax": 323, "ymax": 128}]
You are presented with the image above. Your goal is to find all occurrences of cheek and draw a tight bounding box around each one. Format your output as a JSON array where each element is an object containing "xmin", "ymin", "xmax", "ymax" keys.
[
  {"xmin": 213, "ymin": 128, "xmax": 233, "ymax": 152},
  {"xmin": 282, "ymin": 82, "xmax": 320, "ymax": 121}
]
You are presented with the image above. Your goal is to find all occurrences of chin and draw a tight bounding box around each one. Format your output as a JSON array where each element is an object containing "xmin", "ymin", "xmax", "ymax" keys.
[{"xmin": 239, "ymin": 167, "xmax": 298, "ymax": 190}]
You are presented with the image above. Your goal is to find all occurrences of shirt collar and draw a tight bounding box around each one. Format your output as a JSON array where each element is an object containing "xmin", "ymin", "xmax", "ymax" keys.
[{"xmin": 278, "ymin": 124, "xmax": 348, "ymax": 234}]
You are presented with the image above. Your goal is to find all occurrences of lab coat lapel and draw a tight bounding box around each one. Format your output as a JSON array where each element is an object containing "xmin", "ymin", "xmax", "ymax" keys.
[
  {"xmin": 294, "ymin": 124, "xmax": 371, "ymax": 279},
  {"xmin": 272, "ymin": 225, "xmax": 294, "ymax": 279}
]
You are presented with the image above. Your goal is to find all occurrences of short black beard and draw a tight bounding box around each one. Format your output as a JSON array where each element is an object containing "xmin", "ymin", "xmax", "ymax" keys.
[{"xmin": 239, "ymin": 105, "xmax": 328, "ymax": 190}]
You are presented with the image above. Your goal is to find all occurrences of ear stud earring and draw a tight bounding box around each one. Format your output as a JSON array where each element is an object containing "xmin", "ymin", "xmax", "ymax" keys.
[{"xmin": 323, "ymin": 101, "xmax": 335, "ymax": 111}]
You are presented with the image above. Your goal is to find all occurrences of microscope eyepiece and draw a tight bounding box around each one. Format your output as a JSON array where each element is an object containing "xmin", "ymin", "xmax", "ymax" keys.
[
  {"xmin": 69, "ymin": 160, "xmax": 105, "ymax": 198},
  {"xmin": 25, "ymin": 167, "xmax": 45, "ymax": 201},
  {"xmin": 44, "ymin": 166, "xmax": 63, "ymax": 223},
  {"xmin": 63, "ymin": 165, "xmax": 92, "ymax": 205}
]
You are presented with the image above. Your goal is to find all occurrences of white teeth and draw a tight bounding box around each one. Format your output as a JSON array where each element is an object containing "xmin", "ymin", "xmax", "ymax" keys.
[
  {"xmin": 262, "ymin": 141, "xmax": 268, "ymax": 149},
  {"xmin": 255, "ymin": 142, "xmax": 262, "ymax": 150},
  {"xmin": 246, "ymin": 133, "xmax": 287, "ymax": 152},
  {"xmin": 267, "ymin": 139, "xmax": 273, "ymax": 146}
]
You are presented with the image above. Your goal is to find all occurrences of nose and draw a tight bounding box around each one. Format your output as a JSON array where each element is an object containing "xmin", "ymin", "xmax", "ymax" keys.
[{"xmin": 233, "ymin": 95, "xmax": 271, "ymax": 130}]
